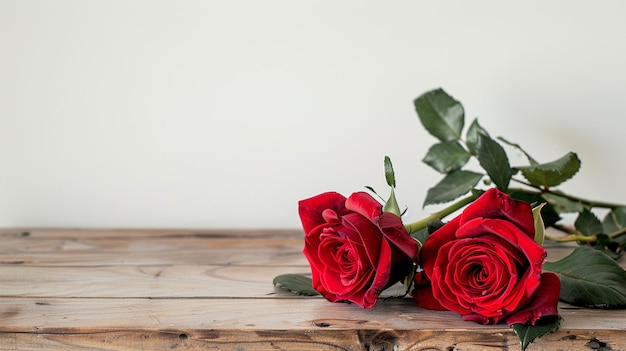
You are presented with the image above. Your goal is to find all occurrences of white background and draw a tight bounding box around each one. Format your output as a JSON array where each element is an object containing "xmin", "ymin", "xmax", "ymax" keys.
[{"xmin": 2, "ymin": 1, "xmax": 625, "ymax": 229}]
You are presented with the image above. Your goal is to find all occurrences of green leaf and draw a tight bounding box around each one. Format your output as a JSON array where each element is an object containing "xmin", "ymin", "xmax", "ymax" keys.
[
  {"xmin": 424, "ymin": 170, "xmax": 483, "ymax": 206},
  {"xmin": 575, "ymin": 208, "xmax": 603, "ymax": 236},
  {"xmin": 384, "ymin": 156, "xmax": 396, "ymax": 188},
  {"xmin": 602, "ymin": 206, "xmax": 626, "ymax": 247},
  {"xmin": 410, "ymin": 227, "xmax": 429, "ymax": 247},
  {"xmin": 475, "ymin": 133, "xmax": 512, "ymax": 192},
  {"xmin": 465, "ymin": 118, "xmax": 489, "ymax": 155},
  {"xmin": 519, "ymin": 152, "xmax": 581, "ymax": 188},
  {"xmin": 422, "ymin": 141, "xmax": 470, "ymax": 173},
  {"xmin": 381, "ymin": 156, "xmax": 401, "ymax": 216},
  {"xmin": 602, "ymin": 206, "xmax": 626, "ymax": 234},
  {"xmin": 273, "ymin": 274, "xmax": 320, "ymax": 296},
  {"xmin": 511, "ymin": 316, "xmax": 560, "ymax": 351},
  {"xmin": 410, "ymin": 220, "xmax": 445, "ymax": 247},
  {"xmin": 532, "ymin": 203, "xmax": 547, "ymax": 245},
  {"xmin": 541, "ymin": 193, "xmax": 585, "ymax": 213},
  {"xmin": 592, "ymin": 234, "xmax": 623, "ymax": 260},
  {"xmin": 414, "ymin": 88, "xmax": 464, "ymax": 142},
  {"xmin": 543, "ymin": 247, "xmax": 626, "ymax": 308}
]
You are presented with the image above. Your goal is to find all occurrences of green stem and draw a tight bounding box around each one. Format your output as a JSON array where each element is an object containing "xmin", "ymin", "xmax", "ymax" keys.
[
  {"xmin": 544, "ymin": 233, "xmax": 597, "ymax": 243},
  {"xmin": 609, "ymin": 227, "xmax": 626, "ymax": 240},
  {"xmin": 544, "ymin": 226, "xmax": 626, "ymax": 243},
  {"xmin": 547, "ymin": 190, "xmax": 623, "ymax": 209},
  {"xmin": 509, "ymin": 179, "xmax": 624, "ymax": 209},
  {"xmin": 404, "ymin": 193, "xmax": 478, "ymax": 235}
]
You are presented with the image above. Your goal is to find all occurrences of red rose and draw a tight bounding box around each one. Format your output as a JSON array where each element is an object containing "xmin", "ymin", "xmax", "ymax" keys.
[
  {"xmin": 413, "ymin": 188, "xmax": 560, "ymax": 325},
  {"xmin": 299, "ymin": 191, "xmax": 419, "ymax": 308}
]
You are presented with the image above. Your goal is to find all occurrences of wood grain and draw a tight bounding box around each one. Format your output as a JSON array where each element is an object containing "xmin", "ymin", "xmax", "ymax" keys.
[{"xmin": 0, "ymin": 228, "xmax": 624, "ymax": 351}]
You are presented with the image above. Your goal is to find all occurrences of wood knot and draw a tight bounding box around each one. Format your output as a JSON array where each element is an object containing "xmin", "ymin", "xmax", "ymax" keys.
[
  {"xmin": 586, "ymin": 338, "xmax": 612, "ymax": 350},
  {"xmin": 358, "ymin": 330, "xmax": 400, "ymax": 351}
]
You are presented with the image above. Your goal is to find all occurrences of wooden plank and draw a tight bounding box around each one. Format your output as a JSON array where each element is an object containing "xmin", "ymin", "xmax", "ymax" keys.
[
  {"xmin": 1, "ymin": 298, "xmax": 624, "ymax": 331},
  {"xmin": 0, "ymin": 229, "xmax": 595, "ymax": 267},
  {"xmin": 0, "ymin": 298, "xmax": 624, "ymax": 350},
  {"xmin": 0, "ymin": 265, "xmax": 314, "ymax": 298},
  {"xmin": 0, "ymin": 235, "xmax": 308, "ymax": 266},
  {"xmin": 0, "ymin": 228, "xmax": 304, "ymax": 239},
  {"xmin": 0, "ymin": 228, "xmax": 624, "ymax": 351},
  {"xmin": 0, "ymin": 329, "xmax": 624, "ymax": 351},
  {"xmin": 0, "ymin": 252, "xmax": 306, "ymax": 267}
]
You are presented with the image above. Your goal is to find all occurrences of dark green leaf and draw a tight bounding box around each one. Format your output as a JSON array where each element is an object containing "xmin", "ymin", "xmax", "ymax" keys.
[
  {"xmin": 519, "ymin": 152, "xmax": 581, "ymax": 188},
  {"xmin": 424, "ymin": 170, "xmax": 483, "ymax": 206},
  {"xmin": 476, "ymin": 133, "xmax": 512, "ymax": 192},
  {"xmin": 592, "ymin": 234, "xmax": 623, "ymax": 260},
  {"xmin": 575, "ymin": 208, "xmax": 603, "ymax": 236},
  {"xmin": 384, "ymin": 156, "xmax": 396, "ymax": 188},
  {"xmin": 541, "ymin": 193, "xmax": 585, "ymax": 213},
  {"xmin": 422, "ymin": 141, "xmax": 470, "ymax": 173},
  {"xmin": 410, "ymin": 220, "xmax": 445, "ymax": 246},
  {"xmin": 410, "ymin": 227, "xmax": 430, "ymax": 248},
  {"xmin": 465, "ymin": 118, "xmax": 489, "ymax": 155},
  {"xmin": 602, "ymin": 206, "xmax": 626, "ymax": 234},
  {"xmin": 543, "ymin": 247, "xmax": 626, "ymax": 308},
  {"xmin": 273, "ymin": 274, "xmax": 320, "ymax": 296},
  {"xmin": 602, "ymin": 207, "xmax": 626, "ymax": 248},
  {"xmin": 414, "ymin": 88, "xmax": 464, "ymax": 142},
  {"xmin": 511, "ymin": 316, "xmax": 560, "ymax": 351}
]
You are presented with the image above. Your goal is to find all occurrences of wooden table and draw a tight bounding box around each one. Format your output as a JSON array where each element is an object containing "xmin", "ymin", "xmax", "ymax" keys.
[{"xmin": 0, "ymin": 228, "xmax": 624, "ymax": 351}]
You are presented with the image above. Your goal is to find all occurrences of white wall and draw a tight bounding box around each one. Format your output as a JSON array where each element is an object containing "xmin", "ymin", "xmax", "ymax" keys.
[{"xmin": 2, "ymin": 0, "xmax": 625, "ymax": 229}]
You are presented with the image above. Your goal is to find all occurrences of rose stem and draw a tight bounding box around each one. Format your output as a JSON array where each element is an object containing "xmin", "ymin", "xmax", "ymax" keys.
[
  {"xmin": 509, "ymin": 178, "xmax": 624, "ymax": 209},
  {"xmin": 545, "ymin": 226, "xmax": 626, "ymax": 243},
  {"xmin": 404, "ymin": 193, "xmax": 478, "ymax": 235}
]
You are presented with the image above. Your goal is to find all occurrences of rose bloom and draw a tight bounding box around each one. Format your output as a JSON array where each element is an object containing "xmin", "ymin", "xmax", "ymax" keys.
[
  {"xmin": 299, "ymin": 191, "xmax": 419, "ymax": 308},
  {"xmin": 413, "ymin": 188, "xmax": 560, "ymax": 325}
]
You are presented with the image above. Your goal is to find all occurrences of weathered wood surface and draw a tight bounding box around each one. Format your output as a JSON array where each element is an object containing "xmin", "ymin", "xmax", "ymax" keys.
[{"xmin": 0, "ymin": 228, "xmax": 624, "ymax": 351}]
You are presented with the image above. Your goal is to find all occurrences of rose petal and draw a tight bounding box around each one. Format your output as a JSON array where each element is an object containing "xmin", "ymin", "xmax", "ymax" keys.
[
  {"xmin": 298, "ymin": 192, "xmax": 348, "ymax": 234},
  {"xmin": 432, "ymin": 241, "xmax": 474, "ymax": 315},
  {"xmin": 456, "ymin": 218, "xmax": 545, "ymax": 268},
  {"xmin": 362, "ymin": 239, "xmax": 394, "ymax": 308},
  {"xmin": 345, "ymin": 192, "xmax": 383, "ymax": 222},
  {"xmin": 378, "ymin": 212, "xmax": 419, "ymax": 261},
  {"xmin": 419, "ymin": 215, "xmax": 462, "ymax": 276},
  {"xmin": 455, "ymin": 219, "xmax": 545, "ymax": 306},
  {"xmin": 459, "ymin": 188, "xmax": 535, "ymax": 240},
  {"xmin": 461, "ymin": 313, "xmax": 491, "ymax": 325},
  {"xmin": 342, "ymin": 212, "xmax": 382, "ymax": 268},
  {"xmin": 347, "ymin": 191, "xmax": 418, "ymax": 267},
  {"xmin": 505, "ymin": 272, "xmax": 561, "ymax": 325},
  {"xmin": 412, "ymin": 272, "xmax": 448, "ymax": 310}
]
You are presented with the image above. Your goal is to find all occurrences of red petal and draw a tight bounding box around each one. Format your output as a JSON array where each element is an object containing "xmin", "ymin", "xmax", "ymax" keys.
[
  {"xmin": 345, "ymin": 191, "xmax": 383, "ymax": 222},
  {"xmin": 505, "ymin": 272, "xmax": 561, "ymax": 325},
  {"xmin": 460, "ymin": 188, "xmax": 535, "ymax": 240},
  {"xmin": 341, "ymin": 212, "xmax": 382, "ymax": 268},
  {"xmin": 419, "ymin": 215, "xmax": 461, "ymax": 276},
  {"xmin": 412, "ymin": 272, "xmax": 448, "ymax": 310},
  {"xmin": 378, "ymin": 212, "xmax": 419, "ymax": 261},
  {"xmin": 361, "ymin": 239, "xmax": 394, "ymax": 308},
  {"xmin": 461, "ymin": 313, "xmax": 491, "ymax": 325},
  {"xmin": 298, "ymin": 192, "xmax": 347, "ymax": 234}
]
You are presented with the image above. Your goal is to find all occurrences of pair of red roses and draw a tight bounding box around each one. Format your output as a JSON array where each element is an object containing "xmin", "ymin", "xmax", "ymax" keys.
[{"xmin": 298, "ymin": 188, "xmax": 560, "ymax": 325}]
